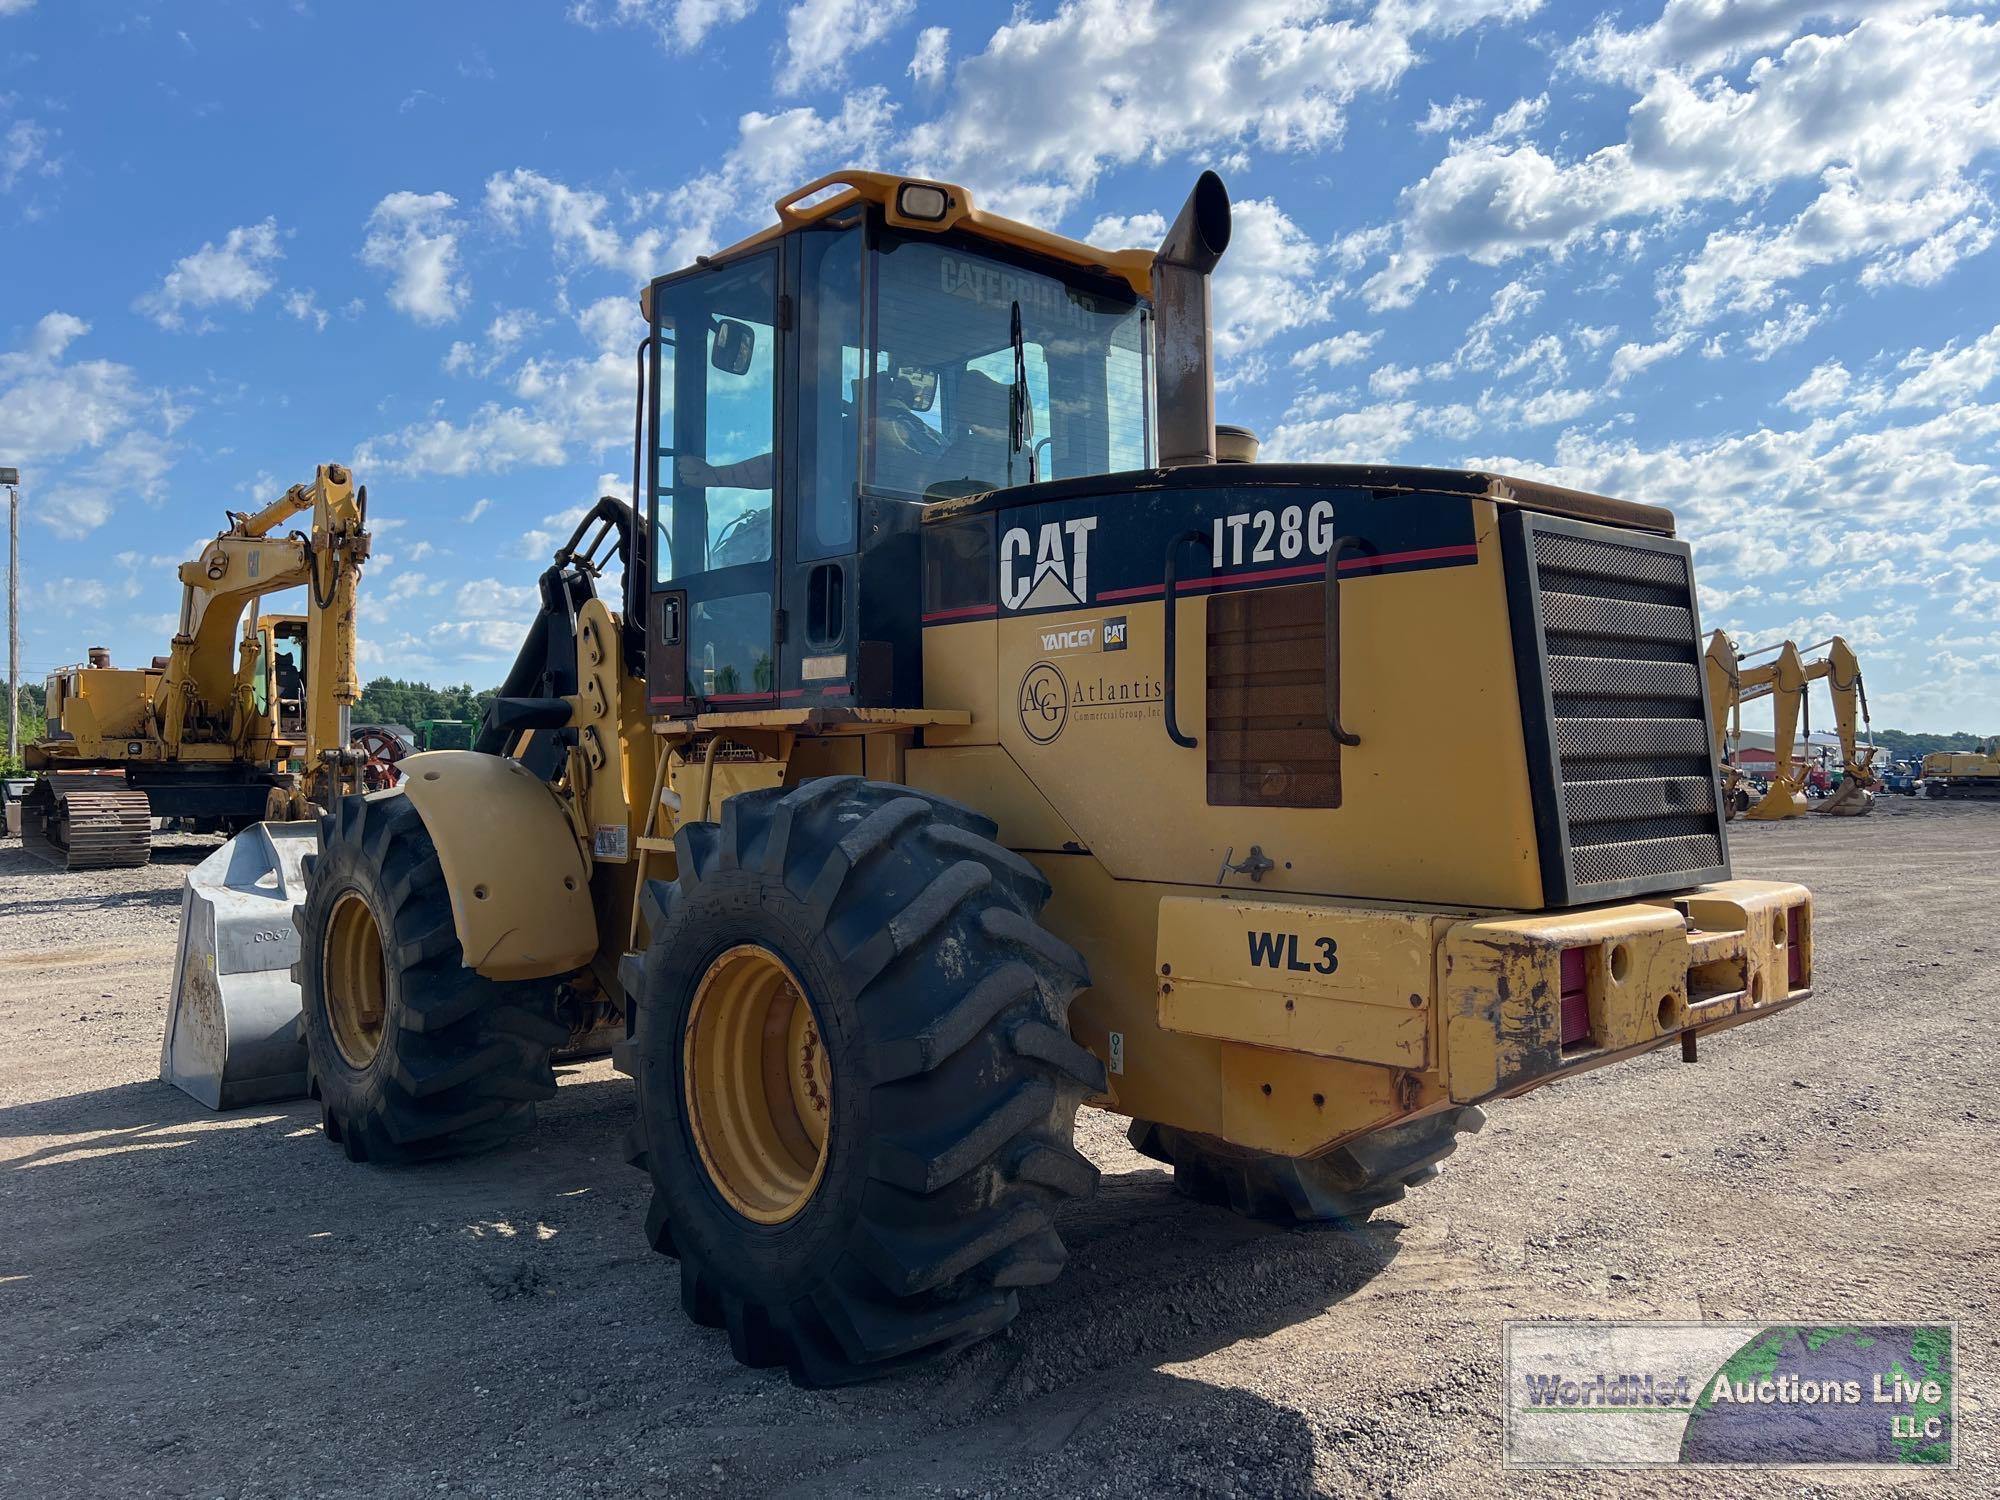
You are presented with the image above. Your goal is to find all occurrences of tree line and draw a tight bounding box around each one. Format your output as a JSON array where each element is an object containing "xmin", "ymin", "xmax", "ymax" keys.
[
  {"xmin": 352, "ymin": 678, "xmax": 497, "ymax": 731},
  {"xmin": 1869, "ymin": 728, "xmax": 1996, "ymax": 762}
]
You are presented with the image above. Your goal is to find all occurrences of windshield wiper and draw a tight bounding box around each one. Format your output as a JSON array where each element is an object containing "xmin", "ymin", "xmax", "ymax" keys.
[{"xmin": 1009, "ymin": 299, "xmax": 1037, "ymax": 485}]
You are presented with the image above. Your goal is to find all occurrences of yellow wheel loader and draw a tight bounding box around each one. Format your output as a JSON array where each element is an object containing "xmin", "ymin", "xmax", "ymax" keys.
[
  {"xmin": 179, "ymin": 172, "xmax": 1815, "ymax": 1385},
  {"xmin": 24, "ymin": 465, "xmax": 372, "ymax": 867}
]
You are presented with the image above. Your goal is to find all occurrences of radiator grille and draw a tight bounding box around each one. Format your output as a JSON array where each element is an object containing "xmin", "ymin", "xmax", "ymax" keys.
[{"xmin": 1511, "ymin": 517, "xmax": 1729, "ymax": 905}]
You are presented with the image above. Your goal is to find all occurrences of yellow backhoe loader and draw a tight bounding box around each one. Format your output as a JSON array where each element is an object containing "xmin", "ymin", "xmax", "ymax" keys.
[
  {"xmin": 1921, "ymin": 736, "xmax": 2000, "ymax": 798},
  {"xmin": 175, "ymin": 172, "xmax": 1815, "ymax": 1385},
  {"xmin": 1707, "ymin": 632, "xmax": 1875, "ymax": 819},
  {"xmin": 24, "ymin": 465, "xmax": 371, "ymax": 868}
]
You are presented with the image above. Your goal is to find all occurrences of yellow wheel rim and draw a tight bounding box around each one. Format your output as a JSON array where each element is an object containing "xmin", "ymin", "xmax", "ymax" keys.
[
  {"xmin": 683, "ymin": 944, "xmax": 832, "ymax": 1225},
  {"xmin": 323, "ymin": 891, "xmax": 388, "ymax": 1070}
]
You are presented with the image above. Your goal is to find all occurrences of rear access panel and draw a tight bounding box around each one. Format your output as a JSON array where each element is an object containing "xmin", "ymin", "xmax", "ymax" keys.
[{"xmin": 1154, "ymin": 896, "xmax": 1439, "ymax": 1068}]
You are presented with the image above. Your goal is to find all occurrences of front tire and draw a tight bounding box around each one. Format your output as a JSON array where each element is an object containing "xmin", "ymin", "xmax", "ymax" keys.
[
  {"xmin": 632, "ymin": 777, "xmax": 1105, "ymax": 1386},
  {"xmin": 293, "ymin": 793, "xmax": 567, "ymax": 1163}
]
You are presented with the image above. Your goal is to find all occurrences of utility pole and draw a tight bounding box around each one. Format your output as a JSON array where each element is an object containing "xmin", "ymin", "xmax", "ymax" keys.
[{"xmin": 2, "ymin": 467, "xmax": 18, "ymax": 762}]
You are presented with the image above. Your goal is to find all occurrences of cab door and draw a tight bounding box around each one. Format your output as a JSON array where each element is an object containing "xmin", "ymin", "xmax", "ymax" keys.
[{"xmin": 647, "ymin": 250, "xmax": 784, "ymax": 713}]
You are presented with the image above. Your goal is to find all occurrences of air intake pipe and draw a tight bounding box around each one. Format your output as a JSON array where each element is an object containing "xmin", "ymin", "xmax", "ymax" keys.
[{"xmin": 1154, "ymin": 171, "xmax": 1231, "ymax": 468}]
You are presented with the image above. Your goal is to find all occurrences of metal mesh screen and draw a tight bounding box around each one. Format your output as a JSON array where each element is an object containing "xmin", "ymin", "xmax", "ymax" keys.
[{"xmin": 1525, "ymin": 522, "xmax": 1727, "ymax": 903}]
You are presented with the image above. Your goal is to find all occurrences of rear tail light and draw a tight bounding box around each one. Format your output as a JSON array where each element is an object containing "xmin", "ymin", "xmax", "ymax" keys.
[{"xmin": 1559, "ymin": 947, "xmax": 1591, "ymax": 1047}]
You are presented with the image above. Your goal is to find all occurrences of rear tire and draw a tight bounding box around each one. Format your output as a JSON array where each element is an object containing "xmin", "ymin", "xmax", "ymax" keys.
[
  {"xmin": 1128, "ymin": 1107, "xmax": 1485, "ymax": 1225},
  {"xmin": 632, "ymin": 777, "xmax": 1104, "ymax": 1386},
  {"xmin": 293, "ymin": 792, "xmax": 567, "ymax": 1163}
]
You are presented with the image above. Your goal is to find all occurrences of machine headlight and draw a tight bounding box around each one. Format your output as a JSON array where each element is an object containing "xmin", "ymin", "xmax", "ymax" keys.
[{"xmin": 897, "ymin": 183, "xmax": 949, "ymax": 221}]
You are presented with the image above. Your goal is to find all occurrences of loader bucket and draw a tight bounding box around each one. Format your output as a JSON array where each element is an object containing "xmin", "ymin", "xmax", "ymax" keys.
[{"xmin": 160, "ymin": 821, "xmax": 317, "ymax": 1109}]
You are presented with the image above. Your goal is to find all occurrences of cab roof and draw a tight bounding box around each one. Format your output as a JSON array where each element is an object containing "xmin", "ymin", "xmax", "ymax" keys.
[{"xmin": 649, "ymin": 169, "xmax": 1158, "ymax": 304}]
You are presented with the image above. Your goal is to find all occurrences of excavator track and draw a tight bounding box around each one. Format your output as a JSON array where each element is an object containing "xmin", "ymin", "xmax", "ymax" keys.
[{"xmin": 27, "ymin": 788, "xmax": 154, "ymax": 870}]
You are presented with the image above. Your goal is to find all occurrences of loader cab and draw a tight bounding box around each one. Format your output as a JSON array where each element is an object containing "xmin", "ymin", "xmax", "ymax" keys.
[{"xmin": 643, "ymin": 188, "xmax": 1154, "ymax": 715}]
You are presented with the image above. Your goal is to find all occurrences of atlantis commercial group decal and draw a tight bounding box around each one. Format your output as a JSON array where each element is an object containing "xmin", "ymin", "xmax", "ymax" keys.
[
  {"xmin": 1505, "ymin": 1322, "xmax": 1954, "ymax": 1469},
  {"xmin": 1017, "ymin": 656, "xmax": 1161, "ymax": 745}
]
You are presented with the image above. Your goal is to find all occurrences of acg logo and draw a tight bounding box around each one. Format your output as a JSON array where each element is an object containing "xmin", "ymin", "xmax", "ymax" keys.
[{"xmin": 1017, "ymin": 661, "xmax": 1068, "ymax": 745}]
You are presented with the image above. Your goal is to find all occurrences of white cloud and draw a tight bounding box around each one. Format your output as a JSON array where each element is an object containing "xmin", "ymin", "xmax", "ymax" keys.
[
  {"xmin": 1360, "ymin": 10, "xmax": 2000, "ymax": 312},
  {"xmin": 36, "ymin": 431, "xmax": 174, "ymax": 540},
  {"xmin": 0, "ymin": 314, "xmax": 146, "ymax": 468},
  {"xmin": 0, "ymin": 0, "xmax": 39, "ymax": 18},
  {"xmin": 462, "ymin": 498, "xmax": 492, "ymax": 523},
  {"xmin": 1091, "ymin": 196, "xmax": 1336, "ymax": 374},
  {"xmin": 442, "ymin": 307, "xmax": 545, "ymax": 376},
  {"xmin": 777, "ymin": 0, "xmax": 914, "ymax": 95},
  {"xmin": 1607, "ymin": 332, "xmax": 1690, "ymax": 386},
  {"xmin": 1780, "ymin": 359, "xmax": 1855, "ymax": 413},
  {"xmin": 908, "ymin": 25, "xmax": 948, "ymax": 85},
  {"xmin": 564, "ymin": 0, "xmax": 758, "ymax": 51},
  {"xmin": 361, "ymin": 191, "xmax": 468, "ymax": 326},
  {"xmin": 1369, "ymin": 363, "xmax": 1426, "ymax": 397},
  {"xmin": 1860, "ymin": 214, "xmax": 1997, "ymax": 291},
  {"xmin": 1417, "ymin": 95, "xmax": 1482, "ymax": 134},
  {"xmin": 1498, "ymin": 332, "xmax": 1566, "ymax": 382},
  {"xmin": 486, "ymin": 169, "xmax": 666, "ymax": 282},
  {"xmin": 1290, "ymin": 330, "xmax": 1381, "ymax": 370},
  {"xmin": 134, "ymin": 218, "xmax": 283, "ymax": 330},
  {"xmin": 902, "ymin": 0, "xmax": 1544, "ymax": 223},
  {"xmin": 2, "ymin": 116, "xmax": 57, "ymax": 192},
  {"xmin": 1742, "ymin": 302, "xmax": 1824, "ymax": 361},
  {"xmin": 1889, "ymin": 323, "xmax": 2000, "ymax": 410},
  {"xmin": 1567, "ymin": 0, "xmax": 1915, "ymax": 85},
  {"xmin": 492, "ymin": 89, "xmax": 894, "ymax": 281},
  {"xmin": 359, "ymin": 339, "xmax": 631, "ymax": 477},
  {"xmin": 355, "ymin": 404, "xmax": 568, "ymax": 477},
  {"xmin": 283, "ymin": 288, "xmax": 328, "ymax": 332}
]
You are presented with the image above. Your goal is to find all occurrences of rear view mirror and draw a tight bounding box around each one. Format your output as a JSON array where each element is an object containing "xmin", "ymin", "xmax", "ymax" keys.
[{"xmin": 711, "ymin": 318, "xmax": 755, "ymax": 376}]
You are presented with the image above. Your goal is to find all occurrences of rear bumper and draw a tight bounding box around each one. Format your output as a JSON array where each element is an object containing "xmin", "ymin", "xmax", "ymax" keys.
[{"xmin": 1440, "ymin": 878, "xmax": 1811, "ymax": 1102}]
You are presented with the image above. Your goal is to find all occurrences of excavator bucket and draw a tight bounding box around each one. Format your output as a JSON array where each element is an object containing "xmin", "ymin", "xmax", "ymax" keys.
[
  {"xmin": 1745, "ymin": 781, "xmax": 1809, "ymax": 820},
  {"xmin": 1818, "ymin": 778, "xmax": 1875, "ymax": 816},
  {"xmin": 160, "ymin": 821, "xmax": 316, "ymax": 1109}
]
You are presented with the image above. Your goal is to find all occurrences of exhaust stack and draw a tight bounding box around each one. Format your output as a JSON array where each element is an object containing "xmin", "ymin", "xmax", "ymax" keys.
[{"xmin": 1154, "ymin": 171, "xmax": 1232, "ymax": 468}]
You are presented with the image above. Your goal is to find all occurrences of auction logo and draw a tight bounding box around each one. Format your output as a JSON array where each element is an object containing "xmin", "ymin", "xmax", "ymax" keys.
[
  {"xmin": 1505, "ymin": 1322, "xmax": 1955, "ymax": 1469},
  {"xmin": 1018, "ymin": 661, "xmax": 1068, "ymax": 745}
]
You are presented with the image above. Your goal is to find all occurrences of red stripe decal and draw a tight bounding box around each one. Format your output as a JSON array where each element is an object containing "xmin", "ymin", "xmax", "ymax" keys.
[{"xmin": 921, "ymin": 603, "xmax": 1000, "ymax": 623}]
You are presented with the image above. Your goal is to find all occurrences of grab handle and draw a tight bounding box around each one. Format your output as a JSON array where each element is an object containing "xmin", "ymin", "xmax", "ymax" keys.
[
  {"xmin": 1163, "ymin": 529, "xmax": 1210, "ymax": 749},
  {"xmin": 1324, "ymin": 536, "xmax": 1365, "ymax": 747}
]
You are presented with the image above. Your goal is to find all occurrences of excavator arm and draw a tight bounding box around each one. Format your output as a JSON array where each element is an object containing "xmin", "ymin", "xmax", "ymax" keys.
[
  {"xmin": 1799, "ymin": 636, "xmax": 1876, "ymax": 815},
  {"xmin": 1735, "ymin": 641, "xmax": 1809, "ymax": 820},
  {"xmin": 158, "ymin": 465, "xmax": 370, "ymax": 785}
]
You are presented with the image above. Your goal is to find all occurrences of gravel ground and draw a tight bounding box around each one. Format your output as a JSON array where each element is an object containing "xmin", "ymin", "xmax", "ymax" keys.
[{"xmin": 1, "ymin": 802, "xmax": 1993, "ymax": 1497}]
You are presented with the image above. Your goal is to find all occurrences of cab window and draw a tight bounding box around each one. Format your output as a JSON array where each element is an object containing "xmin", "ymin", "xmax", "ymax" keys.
[
  {"xmin": 651, "ymin": 255, "xmax": 778, "ymax": 583},
  {"xmin": 865, "ymin": 237, "xmax": 1151, "ymax": 499}
]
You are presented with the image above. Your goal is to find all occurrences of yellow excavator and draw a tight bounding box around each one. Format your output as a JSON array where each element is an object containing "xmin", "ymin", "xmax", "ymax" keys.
[
  {"xmin": 1706, "ymin": 631, "xmax": 1875, "ymax": 819},
  {"xmin": 1921, "ymin": 737, "xmax": 2000, "ymax": 798},
  {"xmin": 23, "ymin": 465, "xmax": 372, "ymax": 868}
]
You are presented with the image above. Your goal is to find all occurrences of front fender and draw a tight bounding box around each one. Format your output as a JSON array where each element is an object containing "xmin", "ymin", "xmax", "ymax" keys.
[{"xmin": 398, "ymin": 750, "xmax": 598, "ymax": 981}]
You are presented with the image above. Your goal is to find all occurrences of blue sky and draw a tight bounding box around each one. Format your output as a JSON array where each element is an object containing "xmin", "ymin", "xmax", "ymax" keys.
[{"xmin": 3, "ymin": 0, "xmax": 1998, "ymax": 730}]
